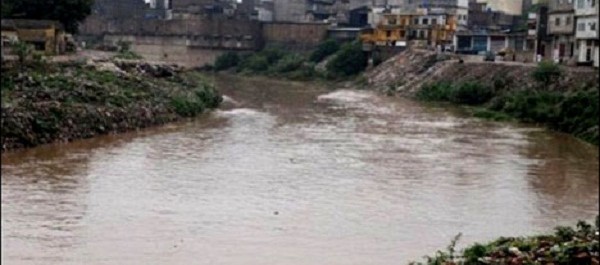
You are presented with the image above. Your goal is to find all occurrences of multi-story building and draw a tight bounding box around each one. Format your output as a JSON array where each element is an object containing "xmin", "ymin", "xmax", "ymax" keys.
[
  {"xmin": 361, "ymin": 7, "xmax": 459, "ymax": 50},
  {"xmin": 547, "ymin": 0, "xmax": 576, "ymax": 63},
  {"xmin": 475, "ymin": 0, "xmax": 524, "ymax": 15},
  {"xmin": 527, "ymin": 4, "xmax": 551, "ymax": 61},
  {"xmin": 273, "ymin": 0, "xmax": 310, "ymax": 22},
  {"xmin": 403, "ymin": 0, "xmax": 469, "ymax": 28},
  {"xmin": 91, "ymin": 0, "xmax": 148, "ymax": 19},
  {"xmin": 574, "ymin": 0, "xmax": 599, "ymax": 67},
  {"xmin": 468, "ymin": 0, "xmax": 518, "ymax": 31}
]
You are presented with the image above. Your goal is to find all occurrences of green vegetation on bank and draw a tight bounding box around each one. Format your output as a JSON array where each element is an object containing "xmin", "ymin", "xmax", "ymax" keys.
[
  {"xmin": 416, "ymin": 62, "xmax": 599, "ymax": 145},
  {"xmin": 1, "ymin": 61, "xmax": 221, "ymax": 151},
  {"xmin": 210, "ymin": 40, "xmax": 367, "ymax": 81},
  {"xmin": 410, "ymin": 217, "xmax": 599, "ymax": 265}
]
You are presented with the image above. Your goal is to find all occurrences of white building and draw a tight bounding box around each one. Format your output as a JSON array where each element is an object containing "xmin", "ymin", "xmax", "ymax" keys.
[
  {"xmin": 574, "ymin": 0, "xmax": 599, "ymax": 67},
  {"xmin": 475, "ymin": 0, "xmax": 524, "ymax": 15}
]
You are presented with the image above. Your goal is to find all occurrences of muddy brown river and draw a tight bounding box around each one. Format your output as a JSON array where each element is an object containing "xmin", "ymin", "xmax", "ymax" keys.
[{"xmin": 2, "ymin": 76, "xmax": 599, "ymax": 265}]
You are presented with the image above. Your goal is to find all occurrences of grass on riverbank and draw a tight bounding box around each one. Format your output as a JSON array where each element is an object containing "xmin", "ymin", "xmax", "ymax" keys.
[
  {"xmin": 1, "ymin": 62, "xmax": 222, "ymax": 151},
  {"xmin": 210, "ymin": 40, "xmax": 368, "ymax": 81},
  {"xmin": 410, "ymin": 217, "xmax": 599, "ymax": 265},
  {"xmin": 415, "ymin": 63, "xmax": 599, "ymax": 145}
]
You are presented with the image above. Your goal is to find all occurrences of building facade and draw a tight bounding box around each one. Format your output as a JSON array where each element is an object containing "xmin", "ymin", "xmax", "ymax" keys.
[
  {"xmin": 574, "ymin": 0, "xmax": 599, "ymax": 67},
  {"xmin": 475, "ymin": 0, "xmax": 524, "ymax": 15},
  {"xmin": 547, "ymin": 0, "xmax": 576, "ymax": 63}
]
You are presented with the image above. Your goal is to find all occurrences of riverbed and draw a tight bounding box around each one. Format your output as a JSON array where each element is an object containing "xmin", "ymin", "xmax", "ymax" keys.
[{"xmin": 2, "ymin": 75, "xmax": 598, "ymax": 265}]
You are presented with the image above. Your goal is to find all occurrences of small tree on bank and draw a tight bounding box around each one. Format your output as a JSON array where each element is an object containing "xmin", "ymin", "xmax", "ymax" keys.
[{"xmin": 532, "ymin": 61, "xmax": 563, "ymax": 87}]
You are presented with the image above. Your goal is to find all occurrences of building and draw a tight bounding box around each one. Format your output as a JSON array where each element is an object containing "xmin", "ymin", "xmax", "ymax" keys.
[
  {"xmin": 547, "ymin": 0, "xmax": 576, "ymax": 63},
  {"xmin": 454, "ymin": 29, "xmax": 528, "ymax": 56},
  {"xmin": 468, "ymin": 0, "xmax": 519, "ymax": 31},
  {"xmin": 403, "ymin": 0, "xmax": 470, "ymax": 28},
  {"xmin": 527, "ymin": 4, "xmax": 551, "ymax": 61},
  {"xmin": 475, "ymin": 0, "xmax": 524, "ymax": 15},
  {"xmin": 574, "ymin": 0, "xmax": 599, "ymax": 67},
  {"xmin": 92, "ymin": 0, "xmax": 148, "ymax": 19},
  {"xmin": 1, "ymin": 19, "xmax": 67, "ymax": 55},
  {"xmin": 361, "ymin": 7, "xmax": 459, "ymax": 50}
]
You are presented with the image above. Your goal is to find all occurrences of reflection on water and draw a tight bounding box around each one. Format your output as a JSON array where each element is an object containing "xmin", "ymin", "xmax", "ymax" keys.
[{"xmin": 2, "ymin": 75, "xmax": 598, "ymax": 265}]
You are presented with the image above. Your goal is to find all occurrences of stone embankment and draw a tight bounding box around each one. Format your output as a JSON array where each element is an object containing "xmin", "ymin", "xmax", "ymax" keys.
[
  {"xmin": 1, "ymin": 59, "xmax": 222, "ymax": 152},
  {"xmin": 367, "ymin": 49, "xmax": 599, "ymax": 96}
]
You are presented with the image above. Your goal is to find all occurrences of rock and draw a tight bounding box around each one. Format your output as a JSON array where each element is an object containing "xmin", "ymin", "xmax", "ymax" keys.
[{"xmin": 509, "ymin": 247, "xmax": 523, "ymax": 257}]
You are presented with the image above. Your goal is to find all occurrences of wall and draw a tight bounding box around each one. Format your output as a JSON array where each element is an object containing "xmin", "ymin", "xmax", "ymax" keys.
[
  {"xmin": 273, "ymin": 0, "xmax": 307, "ymax": 22},
  {"xmin": 79, "ymin": 16, "xmax": 263, "ymax": 50},
  {"xmin": 104, "ymin": 34, "xmax": 224, "ymax": 67},
  {"xmin": 548, "ymin": 13, "xmax": 575, "ymax": 34},
  {"xmin": 575, "ymin": 16, "xmax": 599, "ymax": 39},
  {"xmin": 262, "ymin": 22, "xmax": 329, "ymax": 49}
]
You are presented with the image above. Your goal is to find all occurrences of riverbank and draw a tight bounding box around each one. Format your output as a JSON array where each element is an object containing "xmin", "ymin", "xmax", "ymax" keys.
[
  {"xmin": 366, "ymin": 49, "xmax": 599, "ymax": 145},
  {"xmin": 207, "ymin": 40, "xmax": 368, "ymax": 83},
  {"xmin": 410, "ymin": 218, "xmax": 599, "ymax": 265},
  {"xmin": 0, "ymin": 60, "xmax": 222, "ymax": 152}
]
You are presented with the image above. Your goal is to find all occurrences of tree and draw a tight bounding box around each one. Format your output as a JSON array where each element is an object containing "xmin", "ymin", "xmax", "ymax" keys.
[
  {"xmin": 326, "ymin": 42, "xmax": 368, "ymax": 77},
  {"xmin": 0, "ymin": 0, "xmax": 94, "ymax": 33}
]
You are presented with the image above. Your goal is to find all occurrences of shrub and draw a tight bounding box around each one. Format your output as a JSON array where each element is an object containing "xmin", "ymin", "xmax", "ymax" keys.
[
  {"xmin": 285, "ymin": 63, "xmax": 318, "ymax": 81},
  {"xmin": 450, "ymin": 82, "xmax": 494, "ymax": 105},
  {"xmin": 309, "ymin": 39, "xmax": 340, "ymax": 63},
  {"xmin": 532, "ymin": 61, "xmax": 562, "ymax": 86},
  {"xmin": 555, "ymin": 226, "xmax": 576, "ymax": 241},
  {"xmin": 271, "ymin": 54, "xmax": 305, "ymax": 73},
  {"xmin": 170, "ymin": 96, "xmax": 205, "ymax": 117},
  {"xmin": 260, "ymin": 47, "xmax": 286, "ymax": 64},
  {"xmin": 239, "ymin": 54, "xmax": 269, "ymax": 73},
  {"xmin": 463, "ymin": 243, "xmax": 488, "ymax": 264},
  {"xmin": 214, "ymin": 52, "xmax": 240, "ymax": 71},
  {"xmin": 14, "ymin": 41, "xmax": 32, "ymax": 67},
  {"xmin": 372, "ymin": 51, "xmax": 384, "ymax": 66},
  {"xmin": 326, "ymin": 42, "xmax": 368, "ymax": 77},
  {"xmin": 416, "ymin": 82, "xmax": 454, "ymax": 101},
  {"xmin": 170, "ymin": 83, "xmax": 222, "ymax": 117}
]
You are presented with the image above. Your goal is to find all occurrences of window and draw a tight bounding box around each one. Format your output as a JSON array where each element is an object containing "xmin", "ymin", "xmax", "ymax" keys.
[
  {"xmin": 414, "ymin": 18, "xmax": 419, "ymax": 25},
  {"xmin": 432, "ymin": 18, "xmax": 437, "ymax": 25},
  {"xmin": 566, "ymin": 16, "xmax": 571, "ymax": 25},
  {"xmin": 578, "ymin": 22, "xmax": 586, "ymax": 31},
  {"xmin": 591, "ymin": 22, "xmax": 597, "ymax": 31},
  {"xmin": 422, "ymin": 18, "xmax": 429, "ymax": 25},
  {"xmin": 555, "ymin": 17, "xmax": 560, "ymax": 26},
  {"xmin": 386, "ymin": 31, "xmax": 392, "ymax": 37},
  {"xmin": 578, "ymin": 0, "xmax": 585, "ymax": 8}
]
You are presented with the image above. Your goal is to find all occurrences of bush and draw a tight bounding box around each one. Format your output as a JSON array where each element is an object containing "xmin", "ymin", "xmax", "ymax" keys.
[
  {"xmin": 214, "ymin": 52, "xmax": 240, "ymax": 71},
  {"xmin": 450, "ymin": 82, "xmax": 493, "ymax": 105},
  {"xmin": 239, "ymin": 54, "xmax": 269, "ymax": 73},
  {"xmin": 170, "ymin": 83, "xmax": 222, "ymax": 117},
  {"xmin": 416, "ymin": 82, "xmax": 454, "ymax": 101},
  {"xmin": 326, "ymin": 42, "xmax": 368, "ymax": 77},
  {"xmin": 271, "ymin": 54, "xmax": 305, "ymax": 73},
  {"xmin": 285, "ymin": 63, "xmax": 318, "ymax": 80},
  {"xmin": 309, "ymin": 39, "xmax": 340, "ymax": 63},
  {"xmin": 532, "ymin": 61, "xmax": 562, "ymax": 86},
  {"xmin": 260, "ymin": 47, "xmax": 286, "ymax": 64}
]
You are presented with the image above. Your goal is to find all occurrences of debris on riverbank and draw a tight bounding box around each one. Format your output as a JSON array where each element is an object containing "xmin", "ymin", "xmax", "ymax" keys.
[
  {"xmin": 1, "ymin": 60, "xmax": 222, "ymax": 152},
  {"xmin": 410, "ymin": 218, "xmax": 599, "ymax": 265}
]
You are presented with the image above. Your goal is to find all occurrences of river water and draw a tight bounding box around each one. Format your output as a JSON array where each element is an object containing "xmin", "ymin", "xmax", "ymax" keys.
[{"xmin": 2, "ymin": 75, "xmax": 598, "ymax": 265}]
